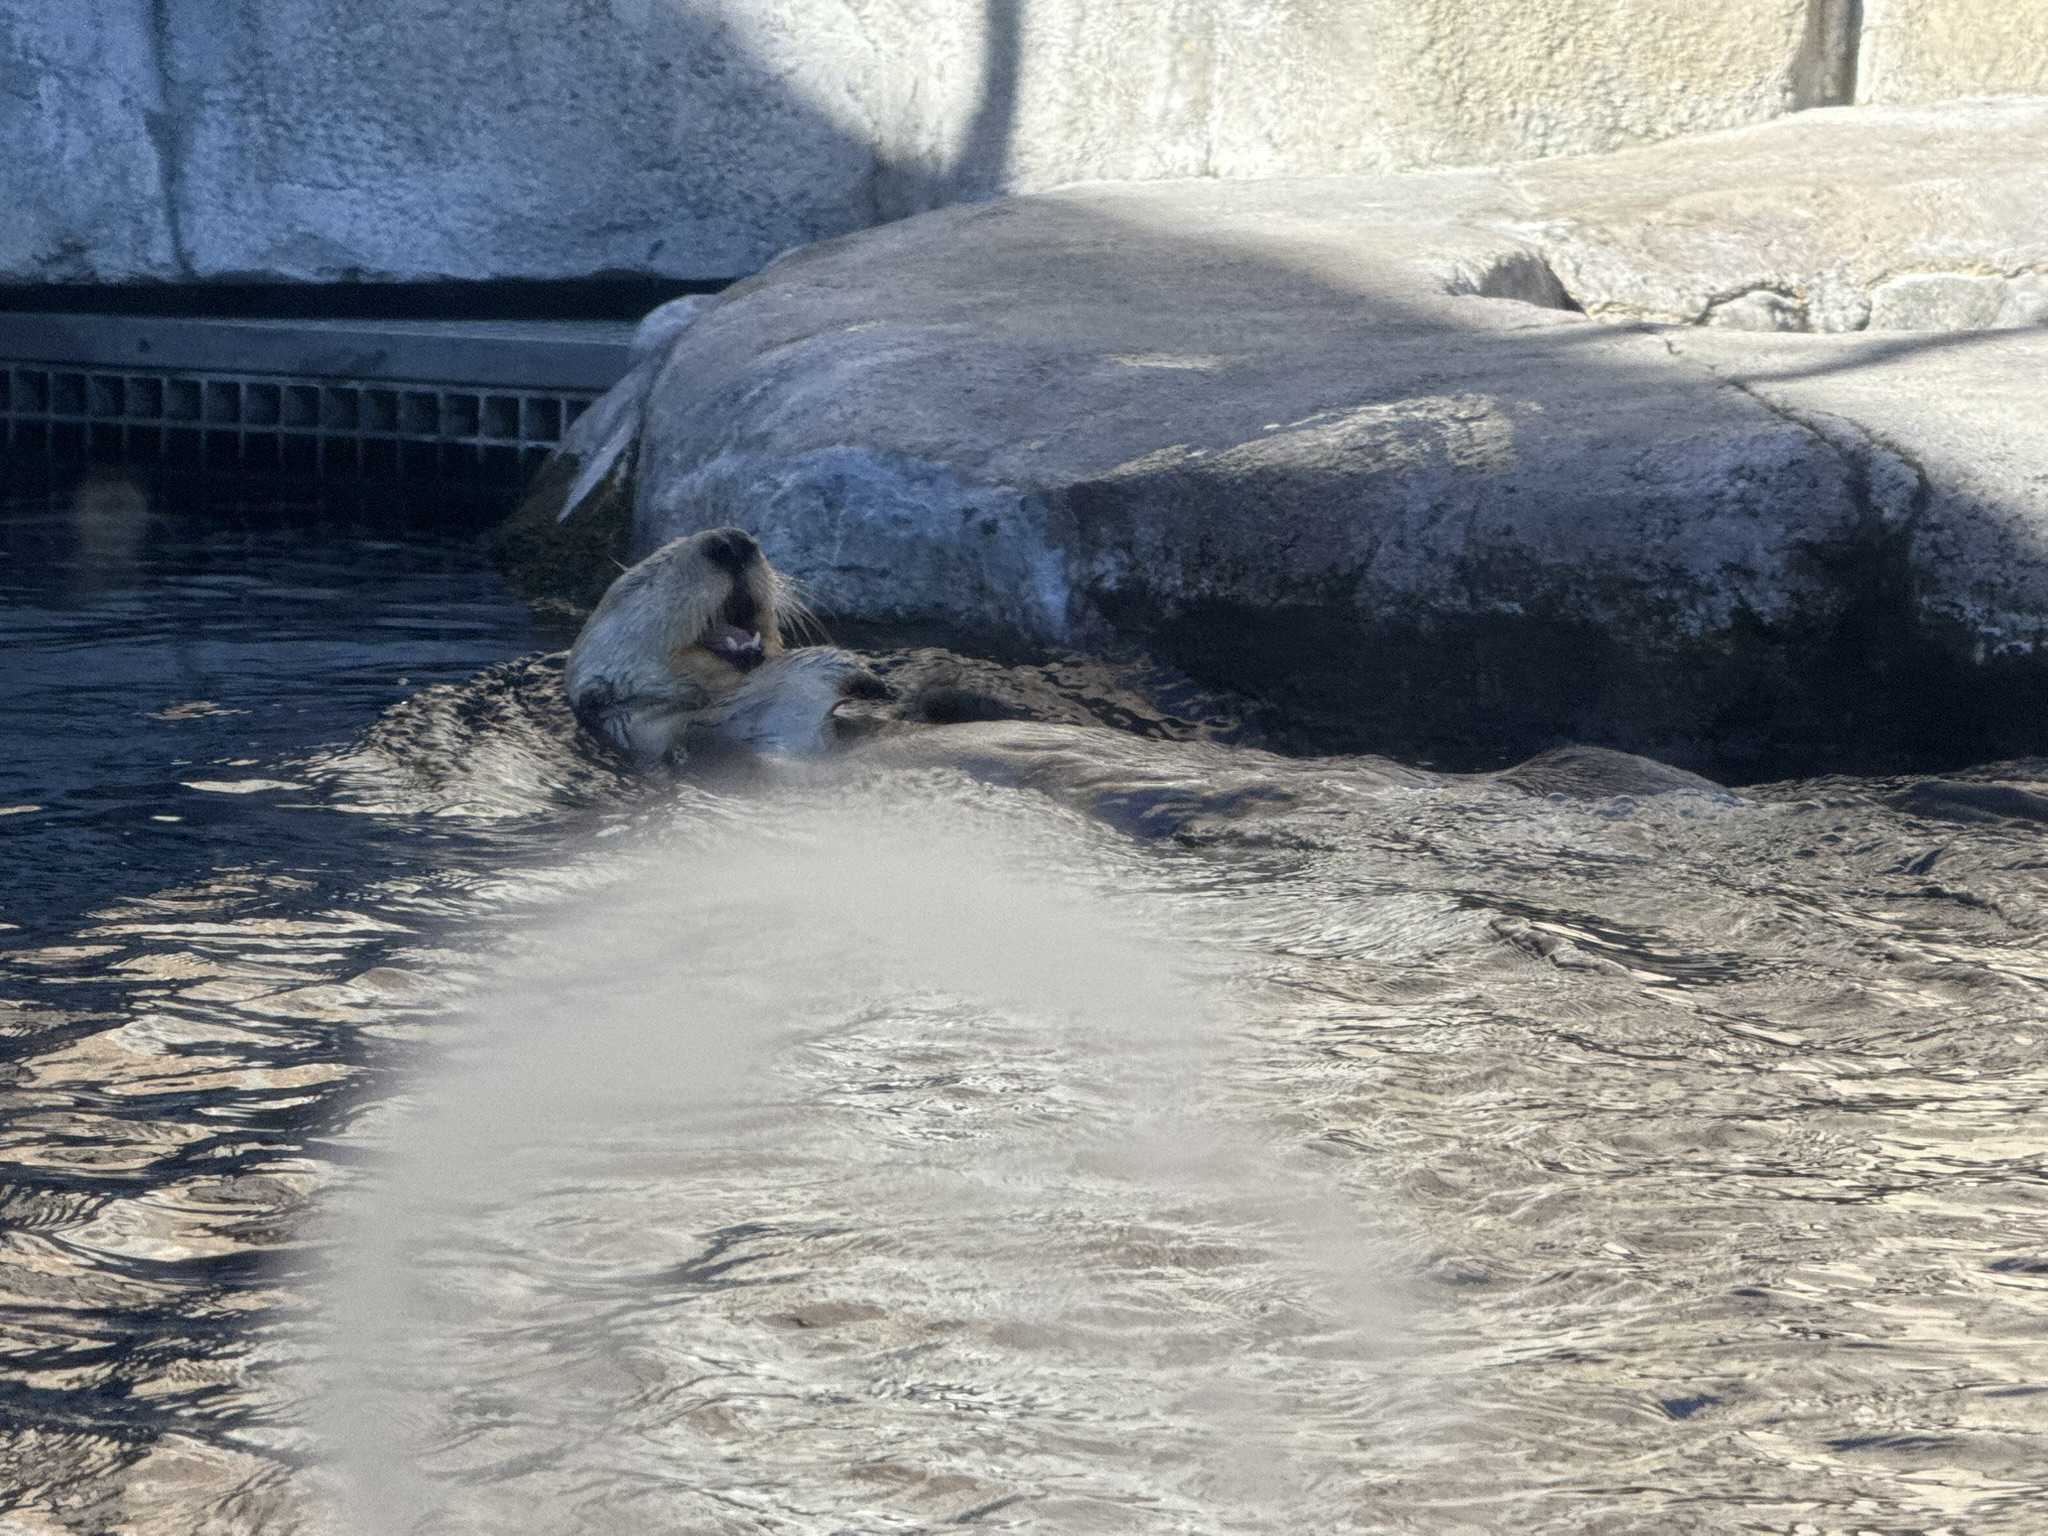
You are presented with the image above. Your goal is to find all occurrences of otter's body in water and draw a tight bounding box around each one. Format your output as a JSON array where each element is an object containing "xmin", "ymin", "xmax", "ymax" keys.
[
  {"xmin": 558, "ymin": 528, "xmax": 1732, "ymax": 799},
  {"xmin": 327, "ymin": 527, "xmax": 1735, "ymax": 817},
  {"xmin": 564, "ymin": 528, "xmax": 886, "ymax": 760}
]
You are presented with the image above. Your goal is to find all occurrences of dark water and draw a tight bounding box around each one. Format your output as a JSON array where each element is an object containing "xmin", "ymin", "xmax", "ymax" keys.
[
  {"xmin": 4, "ymin": 469, "xmax": 2048, "ymax": 1536},
  {"xmin": 0, "ymin": 468, "xmax": 541, "ymax": 941}
]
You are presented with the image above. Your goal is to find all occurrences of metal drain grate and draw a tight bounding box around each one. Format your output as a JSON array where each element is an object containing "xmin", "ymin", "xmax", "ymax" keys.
[{"xmin": 0, "ymin": 364, "xmax": 595, "ymax": 484}]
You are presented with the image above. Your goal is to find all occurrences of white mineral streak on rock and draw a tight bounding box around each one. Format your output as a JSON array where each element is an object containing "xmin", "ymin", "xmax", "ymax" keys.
[
  {"xmin": 553, "ymin": 298, "xmax": 718, "ymax": 521},
  {"xmin": 626, "ymin": 294, "xmax": 715, "ymax": 363}
]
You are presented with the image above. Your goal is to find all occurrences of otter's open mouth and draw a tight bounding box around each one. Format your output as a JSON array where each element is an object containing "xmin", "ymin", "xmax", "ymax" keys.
[
  {"xmin": 700, "ymin": 623, "xmax": 765, "ymax": 673},
  {"xmin": 701, "ymin": 621, "xmax": 764, "ymax": 670},
  {"xmin": 700, "ymin": 584, "xmax": 767, "ymax": 672}
]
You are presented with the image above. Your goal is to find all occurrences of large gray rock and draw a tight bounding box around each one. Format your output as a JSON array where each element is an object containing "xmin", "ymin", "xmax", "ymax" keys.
[
  {"xmin": 0, "ymin": 0, "xmax": 1840, "ymax": 284},
  {"xmin": 586, "ymin": 101, "xmax": 2048, "ymax": 774},
  {"xmin": 1666, "ymin": 326, "xmax": 2048, "ymax": 650}
]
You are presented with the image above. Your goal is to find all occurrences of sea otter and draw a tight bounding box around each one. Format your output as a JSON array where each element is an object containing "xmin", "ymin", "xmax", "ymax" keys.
[{"xmin": 564, "ymin": 527, "xmax": 888, "ymax": 761}]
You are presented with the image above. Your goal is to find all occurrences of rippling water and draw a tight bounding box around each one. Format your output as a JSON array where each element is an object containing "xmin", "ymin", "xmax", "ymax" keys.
[{"xmin": 4, "ymin": 471, "xmax": 2048, "ymax": 1536}]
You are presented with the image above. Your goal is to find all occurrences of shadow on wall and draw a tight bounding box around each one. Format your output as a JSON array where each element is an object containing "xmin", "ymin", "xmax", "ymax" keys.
[
  {"xmin": 6, "ymin": 0, "xmax": 1023, "ymax": 284},
  {"xmin": 871, "ymin": 0, "xmax": 1021, "ymax": 220},
  {"xmin": 1791, "ymin": 0, "xmax": 1863, "ymax": 109},
  {"xmin": 8, "ymin": 0, "xmax": 1886, "ymax": 286}
]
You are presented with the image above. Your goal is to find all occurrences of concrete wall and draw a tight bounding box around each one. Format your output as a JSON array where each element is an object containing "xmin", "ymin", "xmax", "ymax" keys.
[
  {"xmin": 0, "ymin": 1, "xmax": 1907, "ymax": 285},
  {"xmin": 1858, "ymin": 0, "xmax": 2048, "ymax": 104},
  {"xmin": 0, "ymin": 6, "xmax": 182, "ymax": 281},
  {"xmin": 955, "ymin": 1, "xmax": 1827, "ymax": 186}
]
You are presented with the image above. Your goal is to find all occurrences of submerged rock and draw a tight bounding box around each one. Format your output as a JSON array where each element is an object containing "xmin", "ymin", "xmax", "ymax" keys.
[
  {"xmin": 1892, "ymin": 779, "xmax": 2048, "ymax": 825},
  {"xmin": 327, "ymin": 640, "xmax": 1733, "ymax": 840},
  {"xmin": 1493, "ymin": 745, "xmax": 1735, "ymax": 803}
]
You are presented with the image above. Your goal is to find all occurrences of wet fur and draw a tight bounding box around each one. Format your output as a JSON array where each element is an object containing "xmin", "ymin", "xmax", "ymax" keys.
[{"xmin": 698, "ymin": 648, "xmax": 892, "ymax": 756}]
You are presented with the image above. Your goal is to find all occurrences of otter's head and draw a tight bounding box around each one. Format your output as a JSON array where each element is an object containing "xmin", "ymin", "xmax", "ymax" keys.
[
  {"xmin": 621, "ymin": 526, "xmax": 789, "ymax": 692},
  {"xmin": 565, "ymin": 527, "xmax": 809, "ymax": 759}
]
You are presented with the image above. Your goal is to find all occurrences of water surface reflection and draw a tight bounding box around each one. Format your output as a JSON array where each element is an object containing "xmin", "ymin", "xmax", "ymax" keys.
[{"xmin": 1, "ymin": 472, "xmax": 2046, "ymax": 1535}]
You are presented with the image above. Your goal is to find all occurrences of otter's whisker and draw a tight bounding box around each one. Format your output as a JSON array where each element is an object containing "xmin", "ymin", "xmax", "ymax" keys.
[
  {"xmin": 781, "ymin": 601, "xmax": 828, "ymax": 647},
  {"xmin": 774, "ymin": 577, "xmax": 828, "ymax": 646}
]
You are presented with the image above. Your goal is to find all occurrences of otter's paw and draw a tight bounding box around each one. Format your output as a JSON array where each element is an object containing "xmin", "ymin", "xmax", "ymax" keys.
[{"xmin": 708, "ymin": 647, "xmax": 893, "ymax": 756}]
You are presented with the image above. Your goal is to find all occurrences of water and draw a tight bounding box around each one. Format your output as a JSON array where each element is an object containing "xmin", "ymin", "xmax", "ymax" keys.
[
  {"xmin": 0, "ymin": 466, "xmax": 553, "ymax": 1527},
  {"xmin": 0, "ymin": 467, "xmax": 546, "ymax": 939},
  {"xmin": 4, "ymin": 469, "xmax": 2048, "ymax": 1535}
]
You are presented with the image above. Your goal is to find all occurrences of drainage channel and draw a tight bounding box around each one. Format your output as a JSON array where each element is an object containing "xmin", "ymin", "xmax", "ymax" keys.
[{"xmin": 0, "ymin": 312, "xmax": 636, "ymax": 487}]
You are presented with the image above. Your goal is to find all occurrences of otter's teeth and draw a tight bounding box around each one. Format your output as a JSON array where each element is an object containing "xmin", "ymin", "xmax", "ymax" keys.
[{"xmin": 701, "ymin": 622, "xmax": 766, "ymax": 670}]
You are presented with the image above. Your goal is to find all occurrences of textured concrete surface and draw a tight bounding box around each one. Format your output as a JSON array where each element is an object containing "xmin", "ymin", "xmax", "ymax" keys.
[
  {"xmin": 1858, "ymin": 0, "xmax": 2048, "ymax": 105},
  {"xmin": 1, "ymin": 0, "xmax": 1830, "ymax": 284},
  {"xmin": 1009, "ymin": 0, "xmax": 1827, "ymax": 179},
  {"xmin": 0, "ymin": 6, "xmax": 181, "ymax": 282}
]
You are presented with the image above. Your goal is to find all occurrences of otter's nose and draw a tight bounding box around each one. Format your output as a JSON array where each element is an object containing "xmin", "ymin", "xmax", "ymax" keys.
[{"xmin": 699, "ymin": 528, "xmax": 760, "ymax": 573}]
